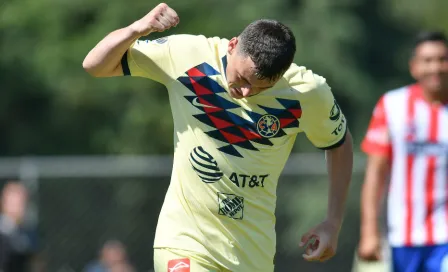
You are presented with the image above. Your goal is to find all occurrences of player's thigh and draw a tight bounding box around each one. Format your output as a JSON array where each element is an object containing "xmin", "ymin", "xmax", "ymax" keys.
[
  {"xmin": 391, "ymin": 246, "xmax": 425, "ymax": 272},
  {"xmin": 154, "ymin": 248, "xmax": 220, "ymax": 272},
  {"xmin": 424, "ymin": 244, "xmax": 448, "ymax": 272}
]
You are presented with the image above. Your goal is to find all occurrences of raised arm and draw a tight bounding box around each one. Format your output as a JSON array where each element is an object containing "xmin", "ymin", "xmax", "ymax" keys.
[{"xmin": 82, "ymin": 3, "xmax": 179, "ymax": 78}]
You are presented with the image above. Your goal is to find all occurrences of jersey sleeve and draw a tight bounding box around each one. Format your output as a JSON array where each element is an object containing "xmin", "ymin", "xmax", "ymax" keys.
[
  {"xmin": 299, "ymin": 82, "xmax": 347, "ymax": 150},
  {"xmin": 121, "ymin": 36, "xmax": 175, "ymax": 84},
  {"xmin": 361, "ymin": 96, "xmax": 392, "ymax": 157}
]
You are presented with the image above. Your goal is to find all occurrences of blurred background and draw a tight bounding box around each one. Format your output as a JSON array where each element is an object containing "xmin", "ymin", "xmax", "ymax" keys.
[{"xmin": 1, "ymin": 0, "xmax": 448, "ymax": 271}]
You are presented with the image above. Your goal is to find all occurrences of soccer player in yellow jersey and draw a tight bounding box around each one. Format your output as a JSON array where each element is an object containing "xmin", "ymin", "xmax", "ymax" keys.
[{"xmin": 83, "ymin": 3, "xmax": 354, "ymax": 272}]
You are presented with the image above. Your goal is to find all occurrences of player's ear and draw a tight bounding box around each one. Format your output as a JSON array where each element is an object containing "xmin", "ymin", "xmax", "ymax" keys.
[{"xmin": 228, "ymin": 37, "xmax": 238, "ymax": 55}]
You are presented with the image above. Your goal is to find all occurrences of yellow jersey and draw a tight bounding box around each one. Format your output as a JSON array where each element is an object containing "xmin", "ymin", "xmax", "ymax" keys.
[{"xmin": 121, "ymin": 34, "xmax": 347, "ymax": 271}]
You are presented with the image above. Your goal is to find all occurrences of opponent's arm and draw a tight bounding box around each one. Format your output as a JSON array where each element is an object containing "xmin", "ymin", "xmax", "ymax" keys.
[
  {"xmin": 82, "ymin": 3, "xmax": 179, "ymax": 78},
  {"xmin": 358, "ymin": 96, "xmax": 391, "ymax": 260},
  {"xmin": 358, "ymin": 154, "xmax": 389, "ymax": 259}
]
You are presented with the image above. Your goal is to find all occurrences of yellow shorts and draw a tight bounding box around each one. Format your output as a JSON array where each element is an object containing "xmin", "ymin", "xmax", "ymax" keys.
[{"xmin": 154, "ymin": 248, "xmax": 231, "ymax": 272}]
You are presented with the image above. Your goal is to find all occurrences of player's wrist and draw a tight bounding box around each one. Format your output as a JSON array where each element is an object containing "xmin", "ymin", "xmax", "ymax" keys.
[
  {"xmin": 324, "ymin": 217, "xmax": 342, "ymax": 232},
  {"xmin": 360, "ymin": 224, "xmax": 380, "ymax": 239},
  {"xmin": 127, "ymin": 20, "xmax": 153, "ymax": 38}
]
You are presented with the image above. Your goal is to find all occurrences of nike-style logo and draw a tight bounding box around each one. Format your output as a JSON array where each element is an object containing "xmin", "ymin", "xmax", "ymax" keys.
[{"xmin": 192, "ymin": 97, "xmax": 217, "ymax": 109}]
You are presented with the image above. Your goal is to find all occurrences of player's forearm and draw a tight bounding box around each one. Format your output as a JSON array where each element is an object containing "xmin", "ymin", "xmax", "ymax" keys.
[
  {"xmin": 360, "ymin": 157, "xmax": 388, "ymax": 238},
  {"xmin": 360, "ymin": 182, "xmax": 381, "ymax": 238},
  {"xmin": 325, "ymin": 131, "xmax": 353, "ymax": 229},
  {"xmin": 82, "ymin": 23, "xmax": 142, "ymax": 77}
]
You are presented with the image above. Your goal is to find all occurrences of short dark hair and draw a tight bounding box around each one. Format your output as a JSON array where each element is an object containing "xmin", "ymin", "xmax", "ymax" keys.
[
  {"xmin": 238, "ymin": 19, "xmax": 296, "ymax": 82},
  {"xmin": 413, "ymin": 31, "xmax": 447, "ymax": 53}
]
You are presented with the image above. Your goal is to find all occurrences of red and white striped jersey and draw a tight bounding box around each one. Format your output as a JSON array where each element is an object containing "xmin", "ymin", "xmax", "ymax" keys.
[{"xmin": 362, "ymin": 84, "xmax": 448, "ymax": 247}]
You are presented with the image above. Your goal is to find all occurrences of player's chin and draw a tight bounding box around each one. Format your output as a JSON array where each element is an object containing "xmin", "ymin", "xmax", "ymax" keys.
[{"xmin": 229, "ymin": 88, "xmax": 243, "ymax": 99}]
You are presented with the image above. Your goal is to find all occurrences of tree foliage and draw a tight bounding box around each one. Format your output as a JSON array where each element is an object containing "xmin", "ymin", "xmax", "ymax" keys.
[{"xmin": 1, "ymin": 0, "xmax": 447, "ymax": 155}]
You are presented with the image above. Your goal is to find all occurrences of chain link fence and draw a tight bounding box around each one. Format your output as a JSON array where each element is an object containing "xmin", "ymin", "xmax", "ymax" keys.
[{"xmin": 0, "ymin": 154, "xmax": 368, "ymax": 272}]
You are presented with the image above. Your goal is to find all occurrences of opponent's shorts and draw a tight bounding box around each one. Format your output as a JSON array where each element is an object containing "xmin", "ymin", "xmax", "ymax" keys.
[
  {"xmin": 392, "ymin": 244, "xmax": 448, "ymax": 272},
  {"xmin": 154, "ymin": 248, "xmax": 231, "ymax": 272}
]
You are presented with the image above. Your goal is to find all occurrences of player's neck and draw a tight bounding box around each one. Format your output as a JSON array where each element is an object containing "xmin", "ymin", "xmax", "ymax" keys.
[{"xmin": 421, "ymin": 88, "xmax": 448, "ymax": 105}]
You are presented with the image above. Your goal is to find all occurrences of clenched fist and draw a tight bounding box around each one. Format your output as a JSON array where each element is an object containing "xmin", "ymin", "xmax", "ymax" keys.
[
  {"xmin": 130, "ymin": 3, "xmax": 179, "ymax": 36},
  {"xmin": 299, "ymin": 220, "xmax": 340, "ymax": 262},
  {"xmin": 357, "ymin": 234, "xmax": 382, "ymax": 261}
]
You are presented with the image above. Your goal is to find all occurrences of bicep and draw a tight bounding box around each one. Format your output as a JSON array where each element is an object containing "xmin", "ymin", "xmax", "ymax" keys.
[
  {"xmin": 106, "ymin": 50, "xmax": 133, "ymax": 77},
  {"xmin": 103, "ymin": 63, "xmax": 124, "ymax": 77}
]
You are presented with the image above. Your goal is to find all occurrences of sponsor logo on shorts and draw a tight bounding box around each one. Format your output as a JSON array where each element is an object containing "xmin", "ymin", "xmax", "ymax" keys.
[
  {"xmin": 218, "ymin": 192, "xmax": 244, "ymax": 220},
  {"xmin": 168, "ymin": 258, "xmax": 190, "ymax": 272}
]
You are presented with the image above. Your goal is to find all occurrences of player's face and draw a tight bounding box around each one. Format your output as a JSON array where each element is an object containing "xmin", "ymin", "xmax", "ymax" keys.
[
  {"xmin": 226, "ymin": 38, "xmax": 277, "ymax": 99},
  {"xmin": 410, "ymin": 41, "xmax": 448, "ymax": 94}
]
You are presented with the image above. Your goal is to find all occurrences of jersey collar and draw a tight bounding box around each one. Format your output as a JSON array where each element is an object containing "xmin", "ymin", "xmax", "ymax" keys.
[{"xmin": 411, "ymin": 83, "xmax": 448, "ymax": 106}]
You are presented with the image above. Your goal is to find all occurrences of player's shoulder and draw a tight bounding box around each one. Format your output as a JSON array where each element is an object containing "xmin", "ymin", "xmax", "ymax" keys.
[
  {"xmin": 282, "ymin": 63, "xmax": 331, "ymax": 99},
  {"xmin": 383, "ymin": 85, "xmax": 411, "ymax": 100},
  {"xmin": 155, "ymin": 33, "xmax": 207, "ymax": 45},
  {"xmin": 160, "ymin": 34, "xmax": 228, "ymax": 47},
  {"xmin": 161, "ymin": 34, "xmax": 228, "ymax": 59},
  {"xmin": 376, "ymin": 84, "xmax": 412, "ymax": 108}
]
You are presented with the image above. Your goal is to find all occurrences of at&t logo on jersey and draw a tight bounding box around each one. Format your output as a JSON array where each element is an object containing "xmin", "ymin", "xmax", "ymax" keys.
[
  {"xmin": 168, "ymin": 258, "xmax": 190, "ymax": 272},
  {"xmin": 257, "ymin": 114, "xmax": 280, "ymax": 138},
  {"xmin": 189, "ymin": 146, "xmax": 223, "ymax": 183}
]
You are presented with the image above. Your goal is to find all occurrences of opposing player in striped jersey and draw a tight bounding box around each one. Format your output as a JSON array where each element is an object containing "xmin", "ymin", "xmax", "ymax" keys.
[{"xmin": 358, "ymin": 31, "xmax": 448, "ymax": 271}]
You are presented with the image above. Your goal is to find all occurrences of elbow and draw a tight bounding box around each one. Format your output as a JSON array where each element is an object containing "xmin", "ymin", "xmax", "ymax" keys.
[
  {"xmin": 82, "ymin": 58, "xmax": 121, "ymax": 78},
  {"xmin": 82, "ymin": 59, "xmax": 101, "ymax": 77}
]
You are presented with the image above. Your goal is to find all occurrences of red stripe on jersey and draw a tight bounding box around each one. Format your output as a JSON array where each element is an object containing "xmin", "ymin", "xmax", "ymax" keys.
[
  {"xmin": 220, "ymin": 130, "xmax": 246, "ymax": 144},
  {"xmin": 239, "ymin": 127, "xmax": 261, "ymax": 140},
  {"xmin": 289, "ymin": 108, "xmax": 302, "ymax": 119},
  {"xmin": 209, "ymin": 115, "xmax": 233, "ymax": 129},
  {"xmin": 189, "ymin": 78, "xmax": 214, "ymax": 95},
  {"xmin": 404, "ymin": 86, "xmax": 417, "ymax": 246},
  {"xmin": 425, "ymin": 106, "xmax": 440, "ymax": 245},
  {"xmin": 361, "ymin": 96, "xmax": 393, "ymax": 158},
  {"xmin": 279, "ymin": 118, "xmax": 296, "ymax": 128},
  {"xmin": 187, "ymin": 68, "xmax": 206, "ymax": 77}
]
